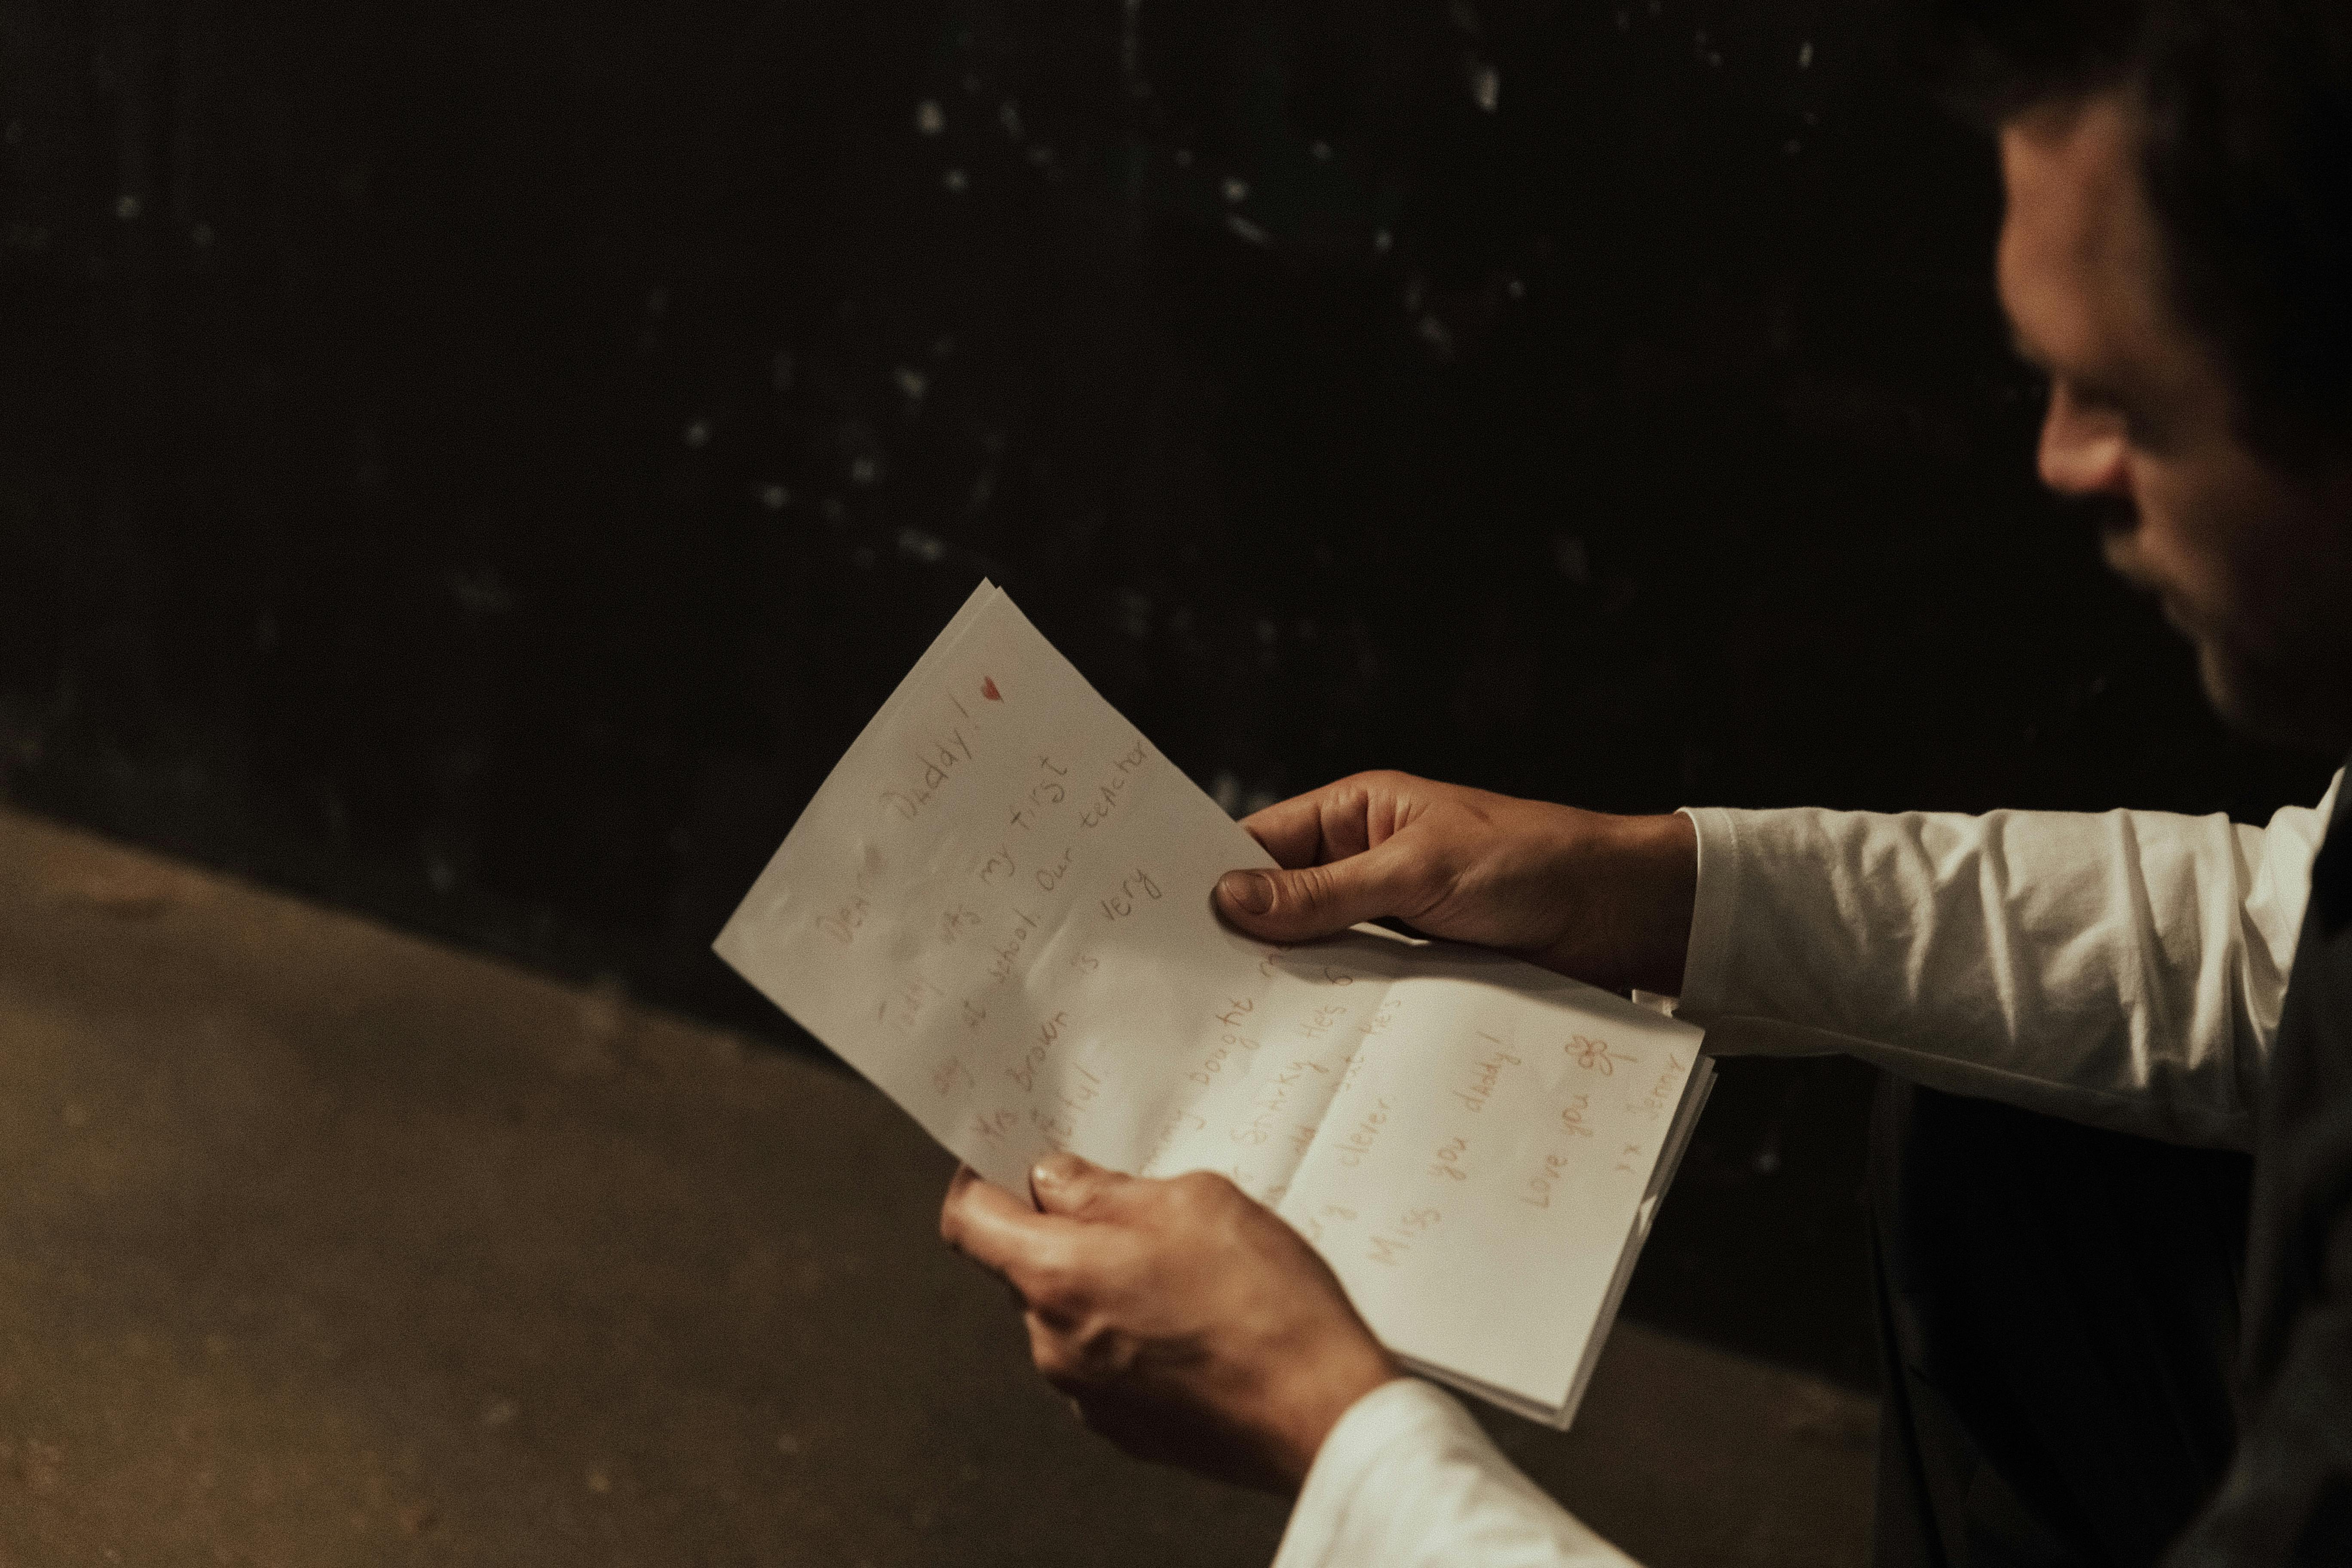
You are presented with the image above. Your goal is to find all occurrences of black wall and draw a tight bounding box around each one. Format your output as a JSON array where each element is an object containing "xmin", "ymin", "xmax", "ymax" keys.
[{"xmin": 3, "ymin": 0, "xmax": 2332, "ymax": 1387}]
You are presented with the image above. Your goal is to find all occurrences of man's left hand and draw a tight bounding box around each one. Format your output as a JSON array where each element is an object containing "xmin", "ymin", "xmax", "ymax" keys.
[{"xmin": 939, "ymin": 1155, "xmax": 1401, "ymax": 1494}]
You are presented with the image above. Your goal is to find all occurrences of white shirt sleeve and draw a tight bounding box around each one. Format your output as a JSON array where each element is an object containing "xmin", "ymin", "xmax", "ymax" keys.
[
  {"xmin": 1274, "ymin": 1379, "xmax": 1640, "ymax": 1568},
  {"xmin": 1271, "ymin": 778, "xmax": 2344, "ymax": 1568},
  {"xmin": 1675, "ymin": 774, "xmax": 2341, "ymax": 1149}
]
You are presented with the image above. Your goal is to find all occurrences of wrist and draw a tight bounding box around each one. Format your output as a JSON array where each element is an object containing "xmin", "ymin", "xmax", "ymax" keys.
[
  {"xmin": 1268, "ymin": 1338, "xmax": 1402, "ymax": 1494},
  {"xmin": 1528, "ymin": 808, "xmax": 1697, "ymax": 995},
  {"xmin": 1620, "ymin": 810, "xmax": 1697, "ymax": 996}
]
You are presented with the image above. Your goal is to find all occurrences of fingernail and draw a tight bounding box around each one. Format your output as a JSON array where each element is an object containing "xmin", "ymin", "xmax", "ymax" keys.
[
  {"xmin": 1032, "ymin": 1153, "xmax": 1083, "ymax": 1188},
  {"xmin": 1219, "ymin": 870, "xmax": 1273, "ymax": 915}
]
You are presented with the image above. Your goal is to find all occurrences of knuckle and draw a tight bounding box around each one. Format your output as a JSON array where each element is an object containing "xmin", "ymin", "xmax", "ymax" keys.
[
  {"xmin": 1062, "ymin": 1175, "xmax": 1117, "ymax": 1222},
  {"xmin": 1022, "ymin": 1240, "xmax": 1107, "ymax": 1318},
  {"xmin": 1170, "ymin": 1169, "xmax": 1239, "ymax": 1216},
  {"xmin": 1030, "ymin": 1313, "xmax": 1118, "ymax": 1392},
  {"xmin": 1023, "ymin": 1259, "xmax": 1079, "ymax": 1315}
]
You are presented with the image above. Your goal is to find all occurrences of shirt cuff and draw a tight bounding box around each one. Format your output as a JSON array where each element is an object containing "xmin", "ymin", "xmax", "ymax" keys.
[
  {"xmin": 1676, "ymin": 806, "xmax": 1744, "ymax": 1016},
  {"xmin": 1272, "ymin": 1378, "xmax": 1636, "ymax": 1568},
  {"xmin": 1274, "ymin": 1378, "xmax": 1450, "ymax": 1568}
]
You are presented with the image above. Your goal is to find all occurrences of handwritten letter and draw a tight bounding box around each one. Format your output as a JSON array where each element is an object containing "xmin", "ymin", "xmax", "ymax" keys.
[{"xmin": 716, "ymin": 584, "xmax": 1711, "ymax": 1426}]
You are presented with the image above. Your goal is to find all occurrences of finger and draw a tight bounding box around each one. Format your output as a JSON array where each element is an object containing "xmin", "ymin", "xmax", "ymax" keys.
[
  {"xmin": 1028, "ymin": 1310, "xmax": 1083, "ymax": 1388},
  {"xmin": 1030, "ymin": 1152, "xmax": 1138, "ymax": 1219},
  {"xmin": 1237, "ymin": 789, "xmax": 1345, "ymax": 869},
  {"xmin": 940, "ymin": 1163, "xmax": 989, "ymax": 1240},
  {"xmin": 1213, "ymin": 832, "xmax": 1430, "ymax": 943},
  {"xmin": 1237, "ymin": 777, "xmax": 1386, "ymax": 869},
  {"xmin": 940, "ymin": 1171, "xmax": 1075, "ymax": 1296}
]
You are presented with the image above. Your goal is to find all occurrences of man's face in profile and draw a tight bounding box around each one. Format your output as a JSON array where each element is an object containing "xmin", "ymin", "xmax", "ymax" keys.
[{"xmin": 1996, "ymin": 93, "xmax": 2352, "ymax": 753}]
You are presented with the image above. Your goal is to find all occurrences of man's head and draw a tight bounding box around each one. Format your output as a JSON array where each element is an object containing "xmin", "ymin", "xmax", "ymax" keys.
[{"xmin": 1915, "ymin": 1, "xmax": 2352, "ymax": 752}]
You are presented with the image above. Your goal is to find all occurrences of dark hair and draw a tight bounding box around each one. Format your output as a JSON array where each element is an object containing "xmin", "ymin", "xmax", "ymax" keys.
[{"xmin": 1911, "ymin": 0, "xmax": 2352, "ymax": 463}]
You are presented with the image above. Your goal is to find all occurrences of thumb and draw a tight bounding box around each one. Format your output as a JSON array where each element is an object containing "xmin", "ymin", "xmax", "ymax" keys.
[
  {"xmin": 1213, "ymin": 840, "xmax": 1419, "ymax": 943},
  {"xmin": 940, "ymin": 1170, "xmax": 1064, "ymax": 1284},
  {"xmin": 1030, "ymin": 1152, "xmax": 1136, "ymax": 1219}
]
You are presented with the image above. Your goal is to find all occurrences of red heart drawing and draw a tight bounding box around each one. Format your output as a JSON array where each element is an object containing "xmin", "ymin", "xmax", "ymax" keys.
[{"xmin": 980, "ymin": 677, "xmax": 1002, "ymax": 701}]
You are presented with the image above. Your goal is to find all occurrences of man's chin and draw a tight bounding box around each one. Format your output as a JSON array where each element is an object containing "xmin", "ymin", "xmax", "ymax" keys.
[{"xmin": 2196, "ymin": 639, "xmax": 2352, "ymax": 755}]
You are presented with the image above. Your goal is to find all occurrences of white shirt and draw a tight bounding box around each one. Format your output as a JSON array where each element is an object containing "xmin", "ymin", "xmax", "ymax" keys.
[{"xmin": 1274, "ymin": 779, "xmax": 2343, "ymax": 1568}]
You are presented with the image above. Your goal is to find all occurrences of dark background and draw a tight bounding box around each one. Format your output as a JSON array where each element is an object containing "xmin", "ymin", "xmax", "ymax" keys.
[{"xmin": 2, "ymin": 0, "xmax": 2333, "ymax": 1391}]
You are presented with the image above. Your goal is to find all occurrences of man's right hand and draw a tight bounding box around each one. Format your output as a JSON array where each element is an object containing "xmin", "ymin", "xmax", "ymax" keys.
[{"xmin": 1212, "ymin": 772, "xmax": 1697, "ymax": 998}]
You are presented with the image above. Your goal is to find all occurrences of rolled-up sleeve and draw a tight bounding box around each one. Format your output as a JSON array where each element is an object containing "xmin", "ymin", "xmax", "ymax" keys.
[
  {"xmin": 1676, "ymin": 776, "xmax": 2340, "ymax": 1148},
  {"xmin": 1274, "ymin": 1380, "xmax": 1640, "ymax": 1568}
]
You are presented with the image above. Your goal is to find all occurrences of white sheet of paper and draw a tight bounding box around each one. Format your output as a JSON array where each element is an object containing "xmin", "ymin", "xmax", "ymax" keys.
[{"xmin": 716, "ymin": 582, "xmax": 1711, "ymax": 1422}]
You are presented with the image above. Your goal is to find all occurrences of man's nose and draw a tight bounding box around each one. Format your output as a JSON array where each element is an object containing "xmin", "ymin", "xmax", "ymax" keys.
[{"xmin": 2037, "ymin": 384, "xmax": 2132, "ymax": 499}]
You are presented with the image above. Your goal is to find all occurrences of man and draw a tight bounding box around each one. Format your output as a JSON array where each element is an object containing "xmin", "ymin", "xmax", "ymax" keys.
[{"xmin": 940, "ymin": 1, "xmax": 2352, "ymax": 1562}]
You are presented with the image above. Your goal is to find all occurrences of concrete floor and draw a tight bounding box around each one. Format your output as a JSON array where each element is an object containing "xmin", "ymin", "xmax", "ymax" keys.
[{"xmin": 0, "ymin": 806, "xmax": 1875, "ymax": 1566}]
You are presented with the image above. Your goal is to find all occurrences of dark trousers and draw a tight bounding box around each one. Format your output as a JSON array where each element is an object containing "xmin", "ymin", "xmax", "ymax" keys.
[{"xmin": 1870, "ymin": 1078, "xmax": 2254, "ymax": 1568}]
